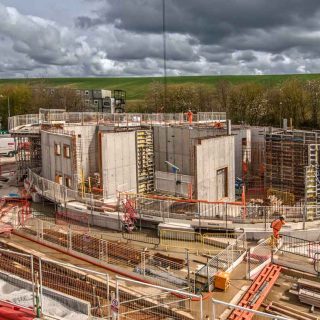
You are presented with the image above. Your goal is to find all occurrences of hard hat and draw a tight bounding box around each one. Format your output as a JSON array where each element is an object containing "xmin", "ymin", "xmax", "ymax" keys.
[{"xmin": 279, "ymin": 215, "xmax": 286, "ymax": 220}]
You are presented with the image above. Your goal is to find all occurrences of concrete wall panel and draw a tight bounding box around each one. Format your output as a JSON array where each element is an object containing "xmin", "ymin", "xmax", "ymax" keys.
[
  {"xmin": 196, "ymin": 135, "xmax": 235, "ymax": 201},
  {"xmin": 101, "ymin": 131, "xmax": 137, "ymax": 199}
]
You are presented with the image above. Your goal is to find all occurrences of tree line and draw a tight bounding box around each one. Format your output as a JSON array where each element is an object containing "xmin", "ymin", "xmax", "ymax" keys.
[
  {"xmin": 139, "ymin": 78, "xmax": 320, "ymax": 129},
  {"xmin": 1, "ymin": 78, "xmax": 320, "ymax": 129}
]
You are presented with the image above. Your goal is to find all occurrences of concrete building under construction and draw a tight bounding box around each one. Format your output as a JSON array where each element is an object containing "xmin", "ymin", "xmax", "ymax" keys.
[{"xmin": 37, "ymin": 111, "xmax": 234, "ymax": 203}]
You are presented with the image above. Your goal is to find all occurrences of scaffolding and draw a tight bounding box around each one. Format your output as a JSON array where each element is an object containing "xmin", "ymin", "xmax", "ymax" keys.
[
  {"xmin": 265, "ymin": 130, "xmax": 320, "ymax": 200},
  {"xmin": 136, "ymin": 129, "xmax": 154, "ymax": 194},
  {"xmin": 14, "ymin": 132, "xmax": 41, "ymax": 183}
]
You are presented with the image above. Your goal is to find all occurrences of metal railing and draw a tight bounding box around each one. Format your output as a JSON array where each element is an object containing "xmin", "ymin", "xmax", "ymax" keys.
[
  {"xmin": 0, "ymin": 245, "xmax": 200, "ymax": 319},
  {"xmin": 160, "ymin": 229, "xmax": 240, "ymax": 254},
  {"xmin": 16, "ymin": 216, "xmax": 198, "ymax": 290},
  {"xmin": 279, "ymin": 234, "xmax": 320, "ymax": 259},
  {"xmin": 212, "ymin": 299, "xmax": 289, "ymax": 320},
  {"xmin": 9, "ymin": 111, "xmax": 227, "ymax": 132},
  {"xmin": 114, "ymin": 276, "xmax": 203, "ymax": 320},
  {"xmin": 248, "ymin": 238, "xmax": 272, "ymax": 279},
  {"xmin": 194, "ymin": 233, "xmax": 247, "ymax": 292}
]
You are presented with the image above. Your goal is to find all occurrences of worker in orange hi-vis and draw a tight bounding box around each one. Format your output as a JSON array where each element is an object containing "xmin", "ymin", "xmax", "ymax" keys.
[
  {"xmin": 270, "ymin": 215, "xmax": 286, "ymax": 248},
  {"xmin": 186, "ymin": 109, "xmax": 193, "ymax": 124}
]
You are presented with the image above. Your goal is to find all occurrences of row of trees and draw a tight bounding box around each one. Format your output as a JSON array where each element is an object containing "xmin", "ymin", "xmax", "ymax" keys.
[
  {"xmin": 0, "ymin": 83, "xmax": 87, "ymax": 129},
  {"xmin": 1, "ymin": 78, "xmax": 320, "ymax": 129},
  {"xmin": 140, "ymin": 79, "xmax": 320, "ymax": 128}
]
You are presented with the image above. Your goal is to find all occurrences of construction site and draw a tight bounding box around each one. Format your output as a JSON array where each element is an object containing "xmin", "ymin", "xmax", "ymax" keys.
[{"xmin": 1, "ymin": 109, "xmax": 320, "ymax": 319}]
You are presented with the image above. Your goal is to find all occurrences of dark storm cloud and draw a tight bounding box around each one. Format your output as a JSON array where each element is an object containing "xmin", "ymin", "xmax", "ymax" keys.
[
  {"xmin": 77, "ymin": 0, "xmax": 320, "ymax": 45},
  {"xmin": 2, "ymin": 0, "xmax": 320, "ymax": 77}
]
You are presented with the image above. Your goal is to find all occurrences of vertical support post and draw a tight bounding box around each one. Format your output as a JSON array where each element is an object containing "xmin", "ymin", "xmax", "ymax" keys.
[
  {"xmin": 116, "ymin": 279, "xmax": 120, "ymax": 320},
  {"xmin": 207, "ymin": 257, "xmax": 210, "ymax": 291},
  {"xmin": 200, "ymin": 295, "xmax": 203, "ymax": 320},
  {"xmin": 110, "ymin": 291, "xmax": 115, "ymax": 320},
  {"xmin": 142, "ymin": 251, "xmax": 146, "ymax": 277},
  {"xmin": 31, "ymin": 255, "xmax": 35, "ymax": 313},
  {"xmin": 69, "ymin": 227, "xmax": 72, "ymax": 251},
  {"xmin": 186, "ymin": 249, "xmax": 191, "ymax": 291},
  {"xmin": 212, "ymin": 299, "xmax": 216, "ymax": 320},
  {"xmin": 247, "ymin": 249, "xmax": 251, "ymax": 280},
  {"xmin": 105, "ymin": 240, "xmax": 108, "ymax": 263},
  {"xmin": 225, "ymin": 203, "xmax": 228, "ymax": 236},
  {"xmin": 106, "ymin": 274, "xmax": 110, "ymax": 310},
  {"xmin": 303, "ymin": 204, "xmax": 306, "ymax": 230},
  {"xmin": 39, "ymin": 258, "xmax": 43, "ymax": 315}
]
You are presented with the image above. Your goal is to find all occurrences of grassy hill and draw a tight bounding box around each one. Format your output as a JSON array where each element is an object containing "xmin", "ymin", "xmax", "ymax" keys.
[{"xmin": 1, "ymin": 74, "xmax": 320, "ymax": 101}]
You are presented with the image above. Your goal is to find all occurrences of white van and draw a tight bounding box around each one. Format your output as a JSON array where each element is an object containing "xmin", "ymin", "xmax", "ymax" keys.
[{"xmin": 0, "ymin": 137, "xmax": 16, "ymax": 157}]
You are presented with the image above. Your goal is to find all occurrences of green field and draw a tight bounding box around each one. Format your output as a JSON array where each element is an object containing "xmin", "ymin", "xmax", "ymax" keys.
[{"xmin": 1, "ymin": 74, "xmax": 320, "ymax": 100}]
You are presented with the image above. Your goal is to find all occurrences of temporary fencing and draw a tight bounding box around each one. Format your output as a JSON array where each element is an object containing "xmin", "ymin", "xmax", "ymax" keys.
[
  {"xmin": 9, "ymin": 111, "xmax": 227, "ymax": 132},
  {"xmin": 122, "ymin": 229, "xmax": 160, "ymax": 245},
  {"xmin": 194, "ymin": 233, "xmax": 247, "ymax": 292},
  {"xmin": 211, "ymin": 299, "xmax": 289, "ymax": 320},
  {"xmin": 0, "ymin": 243, "xmax": 200, "ymax": 320},
  {"xmin": 114, "ymin": 276, "xmax": 203, "ymax": 320},
  {"xmin": 0, "ymin": 248, "xmax": 35, "ymax": 309},
  {"xmin": 247, "ymin": 238, "xmax": 272, "ymax": 279},
  {"xmin": 28, "ymin": 169, "xmax": 316, "ymax": 232},
  {"xmin": 278, "ymin": 234, "xmax": 320, "ymax": 259},
  {"xmin": 273, "ymin": 234, "xmax": 320, "ymax": 275},
  {"xmin": 39, "ymin": 258, "xmax": 109, "ymax": 318},
  {"xmin": 16, "ymin": 216, "xmax": 200, "ymax": 291},
  {"xmin": 160, "ymin": 229, "xmax": 240, "ymax": 254},
  {"xmin": 126, "ymin": 192, "xmax": 309, "ymax": 227}
]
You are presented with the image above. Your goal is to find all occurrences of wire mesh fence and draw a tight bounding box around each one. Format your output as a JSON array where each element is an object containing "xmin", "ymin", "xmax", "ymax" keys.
[
  {"xmin": 0, "ymin": 247, "xmax": 35, "ymax": 311},
  {"xmin": 195, "ymin": 233, "xmax": 247, "ymax": 292},
  {"xmin": 16, "ymin": 216, "xmax": 200, "ymax": 291},
  {"xmin": 247, "ymin": 238, "xmax": 273, "ymax": 279},
  {"xmin": 159, "ymin": 229, "xmax": 242, "ymax": 255},
  {"xmin": 0, "ymin": 243, "xmax": 204, "ymax": 319},
  {"xmin": 114, "ymin": 276, "xmax": 202, "ymax": 320},
  {"xmin": 39, "ymin": 258, "xmax": 109, "ymax": 318}
]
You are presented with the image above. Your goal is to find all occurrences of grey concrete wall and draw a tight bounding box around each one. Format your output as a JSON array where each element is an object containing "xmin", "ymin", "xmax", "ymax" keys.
[
  {"xmin": 68, "ymin": 125, "xmax": 98, "ymax": 179},
  {"xmin": 251, "ymin": 126, "xmax": 266, "ymax": 144},
  {"xmin": 101, "ymin": 131, "xmax": 137, "ymax": 199},
  {"xmin": 232, "ymin": 128, "xmax": 251, "ymax": 178},
  {"xmin": 41, "ymin": 125, "xmax": 97, "ymax": 190},
  {"xmin": 153, "ymin": 125, "xmax": 226, "ymax": 176},
  {"xmin": 155, "ymin": 170, "xmax": 193, "ymax": 197},
  {"xmin": 41, "ymin": 130, "xmax": 74, "ymax": 186},
  {"xmin": 196, "ymin": 135, "xmax": 235, "ymax": 201}
]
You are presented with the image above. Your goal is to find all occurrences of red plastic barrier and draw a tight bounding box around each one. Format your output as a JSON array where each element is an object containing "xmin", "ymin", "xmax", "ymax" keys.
[{"xmin": 0, "ymin": 301, "xmax": 34, "ymax": 320}]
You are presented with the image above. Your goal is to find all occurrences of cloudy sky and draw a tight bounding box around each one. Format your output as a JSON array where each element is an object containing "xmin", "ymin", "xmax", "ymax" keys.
[{"xmin": 0, "ymin": 0, "xmax": 320, "ymax": 78}]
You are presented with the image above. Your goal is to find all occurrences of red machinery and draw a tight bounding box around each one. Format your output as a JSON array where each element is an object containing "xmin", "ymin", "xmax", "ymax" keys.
[{"xmin": 122, "ymin": 198, "xmax": 137, "ymax": 232}]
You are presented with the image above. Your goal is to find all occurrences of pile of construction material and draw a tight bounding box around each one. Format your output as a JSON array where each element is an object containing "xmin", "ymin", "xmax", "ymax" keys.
[
  {"xmin": 291, "ymin": 278, "xmax": 320, "ymax": 310},
  {"xmin": 265, "ymin": 301, "xmax": 318, "ymax": 320}
]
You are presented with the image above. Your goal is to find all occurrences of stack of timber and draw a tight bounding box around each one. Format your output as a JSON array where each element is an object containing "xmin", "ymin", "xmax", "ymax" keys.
[
  {"xmin": 291, "ymin": 278, "xmax": 320, "ymax": 309},
  {"xmin": 265, "ymin": 301, "xmax": 319, "ymax": 320}
]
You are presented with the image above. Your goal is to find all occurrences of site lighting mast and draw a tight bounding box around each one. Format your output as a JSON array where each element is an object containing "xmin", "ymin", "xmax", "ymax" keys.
[{"xmin": 162, "ymin": 0, "xmax": 167, "ymax": 112}]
